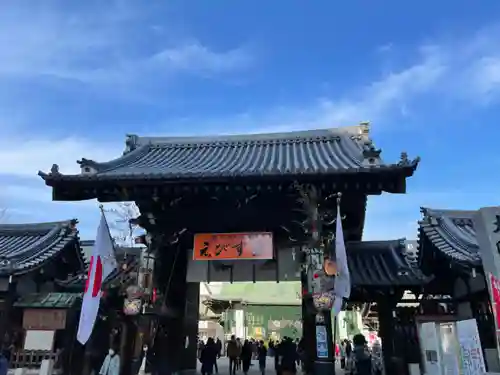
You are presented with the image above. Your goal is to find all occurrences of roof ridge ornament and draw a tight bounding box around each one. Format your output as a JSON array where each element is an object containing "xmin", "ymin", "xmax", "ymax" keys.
[
  {"xmin": 50, "ymin": 164, "xmax": 61, "ymax": 176},
  {"xmin": 359, "ymin": 121, "xmax": 370, "ymax": 138},
  {"xmin": 125, "ymin": 134, "xmax": 140, "ymax": 154},
  {"xmin": 398, "ymin": 152, "xmax": 421, "ymax": 167}
]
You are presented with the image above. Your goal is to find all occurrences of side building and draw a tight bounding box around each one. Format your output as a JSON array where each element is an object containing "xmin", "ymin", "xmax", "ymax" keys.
[{"xmin": 0, "ymin": 220, "xmax": 85, "ymax": 370}]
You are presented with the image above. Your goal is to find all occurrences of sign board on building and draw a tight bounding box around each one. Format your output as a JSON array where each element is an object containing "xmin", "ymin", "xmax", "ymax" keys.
[
  {"xmin": 473, "ymin": 207, "xmax": 500, "ymax": 348},
  {"xmin": 456, "ymin": 319, "xmax": 486, "ymax": 375},
  {"xmin": 489, "ymin": 273, "xmax": 500, "ymax": 334},
  {"xmin": 22, "ymin": 309, "xmax": 67, "ymax": 330},
  {"xmin": 193, "ymin": 232, "xmax": 273, "ymax": 260},
  {"xmin": 24, "ymin": 330, "xmax": 55, "ymax": 351}
]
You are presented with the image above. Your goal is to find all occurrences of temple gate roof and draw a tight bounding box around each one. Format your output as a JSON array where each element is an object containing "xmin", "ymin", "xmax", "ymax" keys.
[{"xmin": 0, "ymin": 220, "xmax": 84, "ymax": 276}]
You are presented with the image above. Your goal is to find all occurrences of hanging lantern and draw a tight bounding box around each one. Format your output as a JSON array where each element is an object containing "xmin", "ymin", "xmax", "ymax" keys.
[{"xmin": 123, "ymin": 285, "xmax": 143, "ymax": 315}]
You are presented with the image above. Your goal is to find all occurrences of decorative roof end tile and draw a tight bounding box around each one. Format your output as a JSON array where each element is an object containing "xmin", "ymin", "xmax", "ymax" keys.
[
  {"xmin": 77, "ymin": 158, "xmax": 99, "ymax": 175},
  {"xmin": 361, "ymin": 141, "xmax": 382, "ymax": 167}
]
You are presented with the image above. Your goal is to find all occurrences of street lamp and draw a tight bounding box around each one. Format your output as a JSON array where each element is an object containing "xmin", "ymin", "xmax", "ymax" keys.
[{"xmin": 0, "ymin": 257, "xmax": 14, "ymax": 352}]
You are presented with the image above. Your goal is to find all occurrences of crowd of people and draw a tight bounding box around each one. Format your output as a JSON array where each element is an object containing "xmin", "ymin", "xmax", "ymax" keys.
[
  {"xmin": 197, "ymin": 336, "xmax": 303, "ymax": 375},
  {"xmin": 197, "ymin": 333, "xmax": 382, "ymax": 375}
]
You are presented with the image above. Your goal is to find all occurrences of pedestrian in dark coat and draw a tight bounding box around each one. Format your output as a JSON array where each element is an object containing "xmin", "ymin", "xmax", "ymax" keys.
[
  {"xmin": 200, "ymin": 338, "xmax": 218, "ymax": 375},
  {"xmin": 241, "ymin": 340, "xmax": 253, "ymax": 375}
]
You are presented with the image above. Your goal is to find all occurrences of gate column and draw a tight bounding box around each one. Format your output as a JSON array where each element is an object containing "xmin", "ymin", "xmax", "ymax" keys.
[
  {"xmin": 181, "ymin": 282, "xmax": 201, "ymax": 373},
  {"xmin": 377, "ymin": 294, "xmax": 400, "ymax": 375}
]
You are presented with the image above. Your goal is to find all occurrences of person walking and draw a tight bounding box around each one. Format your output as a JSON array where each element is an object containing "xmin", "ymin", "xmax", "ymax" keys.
[
  {"xmin": 226, "ymin": 335, "xmax": 241, "ymax": 375},
  {"xmin": 99, "ymin": 347, "xmax": 120, "ymax": 375},
  {"xmin": 214, "ymin": 337, "xmax": 222, "ymax": 374},
  {"xmin": 200, "ymin": 338, "xmax": 218, "ymax": 375},
  {"xmin": 257, "ymin": 340, "xmax": 268, "ymax": 375},
  {"xmin": 340, "ymin": 340, "xmax": 347, "ymax": 369},
  {"xmin": 279, "ymin": 337, "xmax": 297, "ymax": 375},
  {"xmin": 345, "ymin": 334, "xmax": 381, "ymax": 375},
  {"xmin": 241, "ymin": 340, "xmax": 253, "ymax": 375}
]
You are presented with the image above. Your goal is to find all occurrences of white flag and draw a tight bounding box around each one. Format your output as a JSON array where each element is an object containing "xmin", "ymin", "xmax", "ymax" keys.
[
  {"xmin": 331, "ymin": 295, "xmax": 343, "ymax": 316},
  {"xmin": 333, "ymin": 202, "xmax": 351, "ymax": 302},
  {"xmin": 77, "ymin": 212, "xmax": 117, "ymax": 345}
]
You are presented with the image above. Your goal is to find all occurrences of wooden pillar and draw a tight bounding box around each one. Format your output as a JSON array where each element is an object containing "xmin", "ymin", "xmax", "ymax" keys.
[
  {"xmin": 377, "ymin": 296, "xmax": 399, "ymax": 375},
  {"xmin": 154, "ymin": 241, "xmax": 189, "ymax": 374},
  {"xmin": 121, "ymin": 316, "xmax": 139, "ymax": 375},
  {"xmin": 181, "ymin": 282, "xmax": 200, "ymax": 372},
  {"xmin": 301, "ymin": 294, "xmax": 315, "ymax": 375}
]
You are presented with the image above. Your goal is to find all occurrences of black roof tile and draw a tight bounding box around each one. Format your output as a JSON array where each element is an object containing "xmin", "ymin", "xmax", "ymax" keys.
[
  {"xmin": 39, "ymin": 125, "xmax": 419, "ymax": 182},
  {"xmin": 347, "ymin": 239, "xmax": 428, "ymax": 286},
  {"xmin": 418, "ymin": 208, "xmax": 480, "ymax": 266},
  {"xmin": 0, "ymin": 220, "xmax": 81, "ymax": 275}
]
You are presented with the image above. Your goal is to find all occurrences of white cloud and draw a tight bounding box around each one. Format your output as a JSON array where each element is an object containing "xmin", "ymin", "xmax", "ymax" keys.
[
  {"xmin": 151, "ymin": 43, "xmax": 254, "ymax": 76},
  {"xmin": 1, "ymin": 13, "xmax": 500, "ymax": 238},
  {"xmin": 0, "ymin": 1, "xmax": 253, "ymax": 86},
  {"xmin": 0, "ymin": 137, "xmax": 123, "ymax": 177},
  {"xmin": 165, "ymin": 27, "xmax": 500, "ymax": 136}
]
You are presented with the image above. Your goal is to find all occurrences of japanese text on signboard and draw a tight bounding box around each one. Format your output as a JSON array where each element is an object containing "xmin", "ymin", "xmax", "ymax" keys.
[
  {"xmin": 490, "ymin": 273, "xmax": 500, "ymax": 331},
  {"xmin": 193, "ymin": 232, "xmax": 273, "ymax": 260}
]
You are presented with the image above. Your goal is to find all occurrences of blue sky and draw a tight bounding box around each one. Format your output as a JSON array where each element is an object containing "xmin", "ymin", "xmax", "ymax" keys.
[{"xmin": 0, "ymin": 0, "xmax": 499, "ymax": 241}]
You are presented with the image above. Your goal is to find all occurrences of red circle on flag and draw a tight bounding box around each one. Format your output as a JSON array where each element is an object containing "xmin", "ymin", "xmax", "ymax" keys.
[{"xmin": 84, "ymin": 256, "xmax": 104, "ymax": 298}]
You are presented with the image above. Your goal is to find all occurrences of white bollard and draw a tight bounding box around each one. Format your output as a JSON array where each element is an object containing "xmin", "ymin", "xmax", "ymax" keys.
[
  {"xmin": 38, "ymin": 359, "xmax": 54, "ymax": 375},
  {"xmin": 13, "ymin": 368, "xmax": 26, "ymax": 375}
]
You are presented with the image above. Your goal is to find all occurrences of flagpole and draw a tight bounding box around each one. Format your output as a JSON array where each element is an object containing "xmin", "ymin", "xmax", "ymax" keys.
[{"xmin": 98, "ymin": 204, "xmax": 117, "ymax": 255}]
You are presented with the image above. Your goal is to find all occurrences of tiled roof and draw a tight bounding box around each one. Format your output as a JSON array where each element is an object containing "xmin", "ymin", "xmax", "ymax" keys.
[
  {"xmin": 14, "ymin": 292, "xmax": 80, "ymax": 309},
  {"xmin": 0, "ymin": 220, "xmax": 80, "ymax": 275},
  {"xmin": 347, "ymin": 240, "xmax": 428, "ymax": 286},
  {"xmin": 418, "ymin": 208, "xmax": 480, "ymax": 266},
  {"xmin": 39, "ymin": 125, "xmax": 419, "ymax": 182}
]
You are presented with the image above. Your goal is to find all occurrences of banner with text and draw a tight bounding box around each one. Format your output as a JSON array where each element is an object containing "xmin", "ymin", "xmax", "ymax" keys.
[{"xmin": 193, "ymin": 232, "xmax": 273, "ymax": 260}]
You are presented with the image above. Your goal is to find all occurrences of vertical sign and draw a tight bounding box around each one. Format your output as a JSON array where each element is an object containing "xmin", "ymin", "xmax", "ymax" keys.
[
  {"xmin": 473, "ymin": 207, "xmax": 500, "ymax": 348},
  {"xmin": 456, "ymin": 319, "xmax": 486, "ymax": 375},
  {"xmin": 489, "ymin": 273, "xmax": 500, "ymax": 333},
  {"xmin": 438, "ymin": 322, "xmax": 461, "ymax": 375}
]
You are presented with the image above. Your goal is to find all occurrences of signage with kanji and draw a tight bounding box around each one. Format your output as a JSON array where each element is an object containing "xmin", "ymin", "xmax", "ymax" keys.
[{"xmin": 193, "ymin": 232, "xmax": 273, "ymax": 260}]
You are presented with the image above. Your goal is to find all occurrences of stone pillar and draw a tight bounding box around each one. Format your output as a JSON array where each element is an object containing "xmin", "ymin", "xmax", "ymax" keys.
[{"xmin": 181, "ymin": 282, "xmax": 200, "ymax": 372}]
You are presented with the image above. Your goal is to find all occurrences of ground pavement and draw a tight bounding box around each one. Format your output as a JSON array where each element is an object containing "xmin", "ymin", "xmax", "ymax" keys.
[{"xmin": 198, "ymin": 357, "xmax": 343, "ymax": 375}]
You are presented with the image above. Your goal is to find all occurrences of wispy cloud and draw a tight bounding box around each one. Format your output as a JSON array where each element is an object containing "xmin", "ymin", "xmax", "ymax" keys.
[
  {"xmin": 0, "ymin": 137, "xmax": 123, "ymax": 177},
  {"xmin": 0, "ymin": 1, "xmax": 253, "ymax": 87},
  {"xmin": 3, "ymin": 24, "xmax": 500, "ymax": 178},
  {"xmin": 162, "ymin": 25, "xmax": 500, "ymax": 136}
]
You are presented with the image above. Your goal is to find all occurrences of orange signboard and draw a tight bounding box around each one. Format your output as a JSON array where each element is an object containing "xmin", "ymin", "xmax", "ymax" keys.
[{"xmin": 193, "ymin": 232, "xmax": 273, "ymax": 260}]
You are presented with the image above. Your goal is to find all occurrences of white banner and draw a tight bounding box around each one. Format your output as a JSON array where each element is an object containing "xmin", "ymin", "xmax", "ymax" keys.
[{"xmin": 456, "ymin": 319, "xmax": 486, "ymax": 375}]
